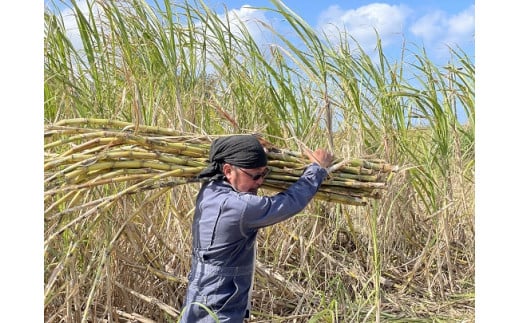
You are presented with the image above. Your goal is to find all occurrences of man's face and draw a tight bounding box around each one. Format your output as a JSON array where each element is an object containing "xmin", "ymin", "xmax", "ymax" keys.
[{"xmin": 223, "ymin": 163, "xmax": 269, "ymax": 195}]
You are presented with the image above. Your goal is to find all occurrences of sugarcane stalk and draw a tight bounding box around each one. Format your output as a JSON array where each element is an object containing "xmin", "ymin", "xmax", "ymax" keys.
[
  {"xmin": 53, "ymin": 118, "xmax": 185, "ymax": 137},
  {"xmin": 44, "ymin": 119, "xmax": 398, "ymax": 207}
]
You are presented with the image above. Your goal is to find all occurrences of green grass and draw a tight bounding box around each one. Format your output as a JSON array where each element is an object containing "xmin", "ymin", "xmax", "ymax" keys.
[{"xmin": 44, "ymin": 0, "xmax": 474, "ymax": 322}]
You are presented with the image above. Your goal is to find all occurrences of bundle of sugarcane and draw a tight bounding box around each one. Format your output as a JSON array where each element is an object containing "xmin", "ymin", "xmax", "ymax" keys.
[{"xmin": 44, "ymin": 118, "xmax": 398, "ymax": 214}]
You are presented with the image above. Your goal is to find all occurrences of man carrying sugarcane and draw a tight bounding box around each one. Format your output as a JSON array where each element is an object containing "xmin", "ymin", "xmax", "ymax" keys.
[{"xmin": 179, "ymin": 135, "xmax": 333, "ymax": 322}]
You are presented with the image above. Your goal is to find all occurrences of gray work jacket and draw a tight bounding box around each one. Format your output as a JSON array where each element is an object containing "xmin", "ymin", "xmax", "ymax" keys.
[{"xmin": 180, "ymin": 163, "xmax": 328, "ymax": 322}]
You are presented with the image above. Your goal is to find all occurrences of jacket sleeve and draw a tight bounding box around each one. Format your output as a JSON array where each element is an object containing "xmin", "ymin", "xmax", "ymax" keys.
[{"xmin": 239, "ymin": 163, "xmax": 328, "ymax": 230}]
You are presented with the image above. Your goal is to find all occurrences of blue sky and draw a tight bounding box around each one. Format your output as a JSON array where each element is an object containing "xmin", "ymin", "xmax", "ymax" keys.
[{"xmin": 195, "ymin": 0, "xmax": 475, "ymax": 65}]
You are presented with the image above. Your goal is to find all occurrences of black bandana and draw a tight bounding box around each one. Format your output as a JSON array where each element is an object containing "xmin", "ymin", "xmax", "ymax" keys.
[{"xmin": 197, "ymin": 135, "xmax": 267, "ymax": 180}]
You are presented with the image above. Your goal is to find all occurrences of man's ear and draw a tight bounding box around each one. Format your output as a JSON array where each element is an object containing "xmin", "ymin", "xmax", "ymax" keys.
[{"xmin": 222, "ymin": 163, "xmax": 233, "ymax": 178}]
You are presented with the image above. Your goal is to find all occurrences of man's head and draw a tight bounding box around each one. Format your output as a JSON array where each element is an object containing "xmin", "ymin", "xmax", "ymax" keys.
[{"xmin": 197, "ymin": 135, "xmax": 269, "ymax": 194}]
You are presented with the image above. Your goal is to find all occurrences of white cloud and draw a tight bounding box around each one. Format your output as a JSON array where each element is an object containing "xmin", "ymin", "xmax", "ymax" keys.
[
  {"xmin": 409, "ymin": 10, "xmax": 445, "ymax": 42},
  {"xmin": 56, "ymin": 0, "xmax": 139, "ymax": 55},
  {"xmin": 444, "ymin": 6, "xmax": 475, "ymax": 46},
  {"xmin": 316, "ymin": 3, "xmax": 411, "ymax": 51},
  {"xmin": 58, "ymin": 0, "xmax": 106, "ymax": 53},
  {"xmin": 410, "ymin": 5, "xmax": 474, "ymax": 54},
  {"xmin": 194, "ymin": 5, "xmax": 273, "ymax": 69},
  {"xmin": 224, "ymin": 5, "xmax": 270, "ymax": 41},
  {"xmin": 315, "ymin": 2, "xmax": 474, "ymax": 62},
  {"xmin": 59, "ymin": 1, "xmax": 88, "ymax": 52}
]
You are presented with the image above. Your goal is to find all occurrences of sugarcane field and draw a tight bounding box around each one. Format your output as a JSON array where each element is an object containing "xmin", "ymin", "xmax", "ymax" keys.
[{"xmin": 43, "ymin": 0, "xmax": 475, "ymax": 322}]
